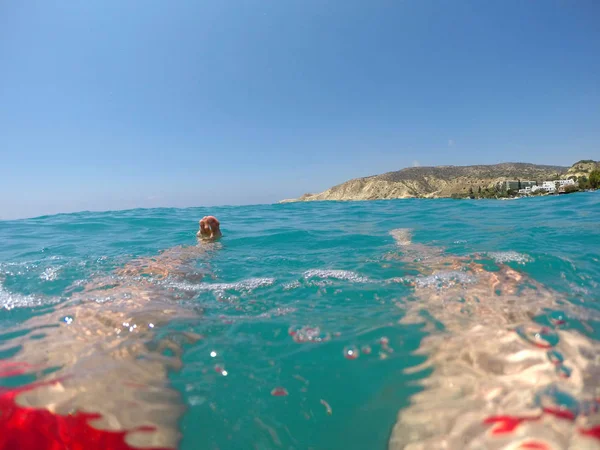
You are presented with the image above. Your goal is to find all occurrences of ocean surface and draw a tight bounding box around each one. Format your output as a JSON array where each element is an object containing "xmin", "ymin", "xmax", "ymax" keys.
[{"xmin": 1, "ymin": 193, "xmax": 599, "ymax": 450}]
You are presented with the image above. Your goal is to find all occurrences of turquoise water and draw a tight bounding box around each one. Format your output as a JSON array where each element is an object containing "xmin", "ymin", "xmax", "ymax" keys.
[{"xmin": 1, "ymin": 193, "xmax": 599, "ymax": 449}]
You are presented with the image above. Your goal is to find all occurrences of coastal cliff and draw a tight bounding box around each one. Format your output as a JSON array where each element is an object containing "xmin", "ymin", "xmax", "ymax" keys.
[
  {"xmin": 565, "ymin": 160, "xmax": 600, "ymax": 180},
  {"xmin": 282, "ymin": 161, "xmax": 598, "ymax": 202}
]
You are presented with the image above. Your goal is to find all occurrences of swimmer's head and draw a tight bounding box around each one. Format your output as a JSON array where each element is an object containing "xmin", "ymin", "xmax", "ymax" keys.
[{"xmin": 197, "ymin": 216, "xmax": 222, "ymax": 240}]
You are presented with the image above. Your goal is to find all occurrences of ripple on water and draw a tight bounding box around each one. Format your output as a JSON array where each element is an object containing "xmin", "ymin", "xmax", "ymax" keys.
[
  {"xmin": 289, "ymin": 326, "xmax": 331, "ymax": 343},
  {"xmin": 412, "ymin": 271, "xmax": 476, "ymax": 289},
  {"xmin": 343, "ymin": 345, "xmax": 360, "ymax": 360},
  {"xmin": 0, "ymin": 281, "xmax": 58, "ymax": 310},
  {"xmin": 303, "ymin": 269, "xmax": 370, "ymax": 283},
  {"xmin": 163, "ymin": 277, "xmax": 276, "ymax": 294},
  {"xmin": 282, "ymin": 281, "xmax": 301, "ymax": 290},
  {"xmin": 488, "ymin": 251, "xmax": 532, "ymax": 264}
]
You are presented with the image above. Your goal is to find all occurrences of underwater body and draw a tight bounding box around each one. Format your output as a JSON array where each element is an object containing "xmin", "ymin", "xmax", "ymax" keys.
[{"xmin": 0, "ymin": 193, "xmax": 599, "ymax": 450}]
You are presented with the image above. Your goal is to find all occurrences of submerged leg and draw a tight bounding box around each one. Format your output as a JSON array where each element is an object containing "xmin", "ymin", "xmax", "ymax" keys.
[{"xmin": 387, "ymin": 230, "xmax": 600, "ymax": 450}]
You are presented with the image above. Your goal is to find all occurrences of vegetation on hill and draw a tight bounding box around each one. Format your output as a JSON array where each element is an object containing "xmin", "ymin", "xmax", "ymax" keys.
[
  {"xmin": 377, "ymin": 163, "xmax": 566, "ymax": 184},
  {"xmin": 589, "ymin": 170, "xmax": 600, "ymax": 189}
]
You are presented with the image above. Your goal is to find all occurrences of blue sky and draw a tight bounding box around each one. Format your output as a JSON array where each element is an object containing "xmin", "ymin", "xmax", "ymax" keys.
[{"xmin": 1, "ymin": 0, "xmax": 599, "ymax": 219}]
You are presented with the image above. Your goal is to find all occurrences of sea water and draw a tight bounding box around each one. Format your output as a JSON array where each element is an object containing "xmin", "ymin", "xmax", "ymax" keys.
[{"xmin": 0, "ymin": 193, "xmax": 599, "ymax": 449}]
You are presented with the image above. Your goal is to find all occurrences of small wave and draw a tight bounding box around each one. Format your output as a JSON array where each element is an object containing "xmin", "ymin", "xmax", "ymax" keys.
[
  {"xmin": 303, "ymin": 269, "xmax": 370, "ymax": 283},
  {"xmin": 283, "ymin": 281, "xmax": 301, "ymax": 290},
  {"xmin": 217, "ymin": 306, "xmax": 297, "ymax": 323},
  {"xmin": 0, "ymin": 261, "xmax": 39, "ymax": 277},
  {"xmin": 412, "ymin": 271, "xmax": 476, "ymax": 289},
  {"xmin": 165, "ymin": 278, "xmax": 276, "ymax": 293},
  {"xmin": 488, "ymin": 251, "xmax": 532, "ymax": 264},
  {"xmin": 0, "ymin": 282, "xmax": 57, "ymax": 310}
]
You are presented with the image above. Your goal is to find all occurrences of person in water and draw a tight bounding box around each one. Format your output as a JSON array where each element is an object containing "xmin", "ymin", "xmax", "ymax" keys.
[{"xmin": 0, "ymin": 216, "xmax": 223, "ymax": 450}]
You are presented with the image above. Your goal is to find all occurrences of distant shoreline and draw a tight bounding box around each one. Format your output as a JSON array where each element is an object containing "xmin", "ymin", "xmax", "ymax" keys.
[
  {"xmin": 280, "ymin": 188, "xmax": 598, "ymax": 205},
  {"xmin": 282, "ymin": 160, "xmax": 600, "ymax": 203}
]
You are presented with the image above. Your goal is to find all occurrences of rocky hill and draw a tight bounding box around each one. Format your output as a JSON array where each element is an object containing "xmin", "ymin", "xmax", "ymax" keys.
[
  {"xmin": 281, "ymin": 162, "xmax": 586, "ymax": 202},
  {"xmin": 565, "ymin": 160, "xmax": 600, "ymax": 179}
]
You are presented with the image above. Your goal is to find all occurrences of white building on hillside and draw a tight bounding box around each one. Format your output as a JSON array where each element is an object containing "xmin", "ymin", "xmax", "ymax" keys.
[
  {"xmin": 557, "ymin": 179, "xmax": 576, "ymax": 186},
  {"xmin": 538, "ymin": 179, "xmax": 577, "ymax": 193},
  {"xmin": 506, "ymin": 178, "xmax": 578, "ymax": 195}
]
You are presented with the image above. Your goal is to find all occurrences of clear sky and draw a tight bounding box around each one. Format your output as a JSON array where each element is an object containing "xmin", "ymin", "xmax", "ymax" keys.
[{"xmin": 1, "ymin": 0, "xmax": 599, "ymax": 219}]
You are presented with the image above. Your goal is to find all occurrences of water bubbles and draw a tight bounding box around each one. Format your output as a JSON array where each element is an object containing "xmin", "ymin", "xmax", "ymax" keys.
[
  {"xmin": 343, "ymin": 345, "xmax": 360, "ymax": 360},
  {"xmin": 0, "ymin": 280, "xmax": 53, "ymax": 310},
  {"xmin": 413, "ymin": 271, "xmax": 476, "ymax": 289},
  {"xmin": 487, "ymin": 251, "xmax": 532, "ymax": 264},
  {"xmin": 165, "ymin": 277, "xmax": 275, "ymax": 294},
  {"xmin": 283, "ymin": 281, "xmax": 301, "ymax": 290},
  {"xmin": 339, "ymin": 338, "xmax": 394, "ymax": 361},
  {"xmin": 123, "ymin": 323, "xmax": 138, "ymax": 332},
  {"xmin": 379, "ymin": 336, "xmax": 394, "ymax": 353},
  {"xmin": 270, "ymin": 387, "xmax": 288, "ymax": 397},
  {"xmin": 289, "ymin": 326, "xmax": 330, "ymax": 343},
  {"xmin": 40, "ymin": 267, "xmax": 59, "ymax": 281},
  {"xmin": 515, "ymin": 325, "xmax": 559, "ymax": 348},
  {"xmin": 303, "ymin": 269, "xmax": 370, "ymax": 283}
]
